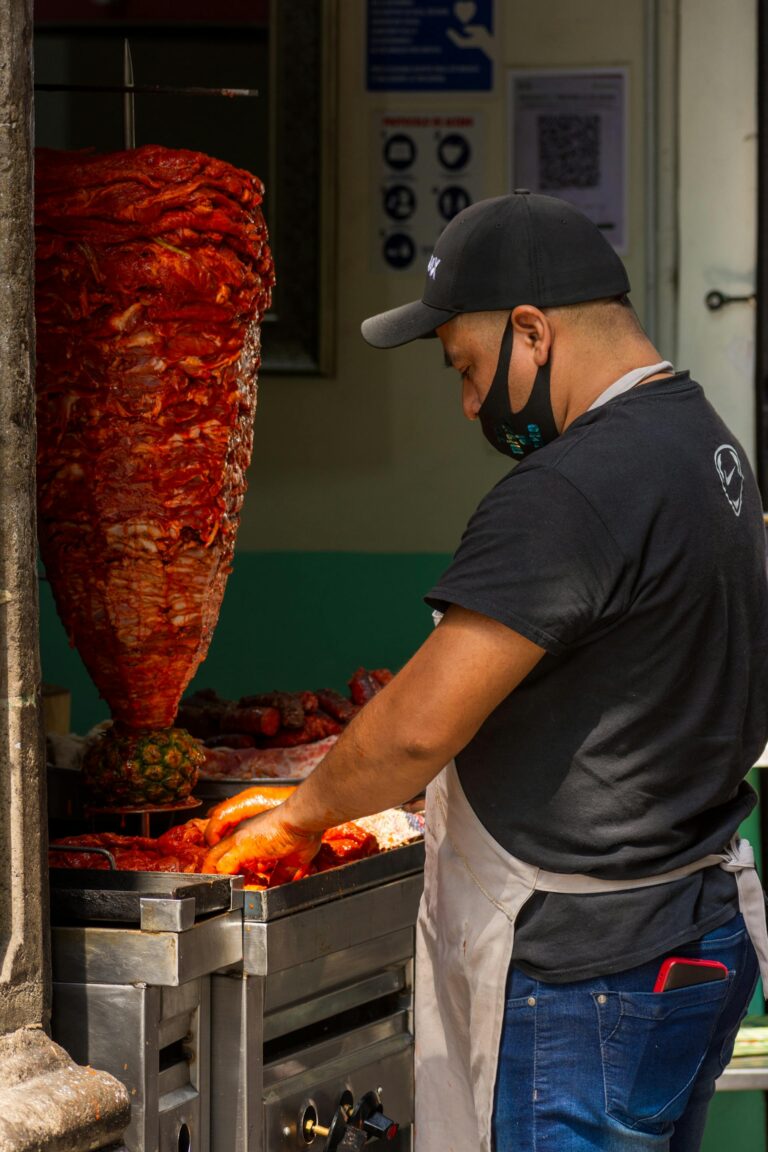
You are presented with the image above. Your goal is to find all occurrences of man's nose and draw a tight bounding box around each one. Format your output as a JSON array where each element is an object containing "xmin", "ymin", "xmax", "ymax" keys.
[{"xmin": 462, "ymin": 383, "xmax": 480, "ymax": 421}]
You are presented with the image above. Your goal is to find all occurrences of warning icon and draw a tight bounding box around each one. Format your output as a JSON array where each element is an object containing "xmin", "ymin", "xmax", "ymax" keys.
[
  {"xmin": 384, "ymin": 134, "xmax": 417, "ymax": 171},
  {"xmin": 384, "ymin": 185, "xmax": 417, "ymax": 221},
  {"xmin": 383, "ymin": 232, "xmax": 416, "ymax": 269},
  {"xmin": 438, "ymin": 185, "xmax": 471, "ymax": 220},
  {"xmin": 437, "ymin": 133, "xmax": 471, "ymax": 171}
]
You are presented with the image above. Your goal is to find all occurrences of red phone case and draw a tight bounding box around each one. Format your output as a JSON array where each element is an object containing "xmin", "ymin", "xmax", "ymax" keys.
[{"xmin": 653, "ymin": 957, "xmax": 729, "ymax": 993}]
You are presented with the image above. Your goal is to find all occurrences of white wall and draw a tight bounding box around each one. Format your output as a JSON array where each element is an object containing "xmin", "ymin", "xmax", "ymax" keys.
[
  {"xmin": 676, "ymin": 0, "xmax": 757, "ymax": 461},
  {"xmin": 243, "ymin": 0, "xmax": 655, "ymax": 552}
]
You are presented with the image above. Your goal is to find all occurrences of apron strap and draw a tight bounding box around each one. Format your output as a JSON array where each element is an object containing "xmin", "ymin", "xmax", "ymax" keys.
[
  {"xmin": 535, "ymin": 853, "xmax": 725, "ymax": 895},
  {"xmin": 720, "ymin": 837, "xmax": 768, "ymax": 988}
]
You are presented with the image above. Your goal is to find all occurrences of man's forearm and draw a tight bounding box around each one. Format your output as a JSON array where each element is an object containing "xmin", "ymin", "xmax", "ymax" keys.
[
  {"xmin": 270, "ymin": 604, "xmax": 545, "ymax": 837},
  {"xmin": 279, "ymin": 686, "xmax": 448, "ymax": 834},
  {"xmin": 203, "ymin": 608, "xmax": 545, "ymax": 870}
]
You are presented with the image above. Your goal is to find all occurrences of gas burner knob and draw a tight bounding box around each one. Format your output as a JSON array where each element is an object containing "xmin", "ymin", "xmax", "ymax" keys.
[
  {"xmin": 303, "ymin": 1105, "xmax": 362, "ymax": 1151},
  {"xmin": 362, "ymin": 1111, "xmax": 399, "ymax": 1141},
  {"xmin": 350, "ymin": 1091, "xmax": 399, "ymax": 1143},
  {"xmin": 302, "ymin": 1091, "xmax": 399, "ymax": 1149}
]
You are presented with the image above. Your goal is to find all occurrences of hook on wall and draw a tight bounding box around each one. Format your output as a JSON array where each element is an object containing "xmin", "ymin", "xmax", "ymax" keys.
[{"xmin": 705, "ymin": 289, "xmax": 757, "ymax": 311}]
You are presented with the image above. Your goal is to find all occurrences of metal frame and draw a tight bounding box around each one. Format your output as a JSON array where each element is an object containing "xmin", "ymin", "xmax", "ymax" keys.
[
  {"xmin": 32, "ymin": 0, "xmax": 338, "ymax": 376},
  {"xmin": 262, "ymin": 0, "xmax": 337, "ymax": 374}
]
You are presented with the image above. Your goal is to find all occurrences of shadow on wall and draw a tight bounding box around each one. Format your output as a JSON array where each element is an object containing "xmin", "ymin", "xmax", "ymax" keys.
[{"xmin": 39, "ymin": 551, "xmax": 450, "ymax": 733}]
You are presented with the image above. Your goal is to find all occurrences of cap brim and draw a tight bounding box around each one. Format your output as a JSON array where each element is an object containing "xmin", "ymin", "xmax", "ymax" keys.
[{"xmin": 361, "ymin": 300, "xmax": 457, "ymax": 349}]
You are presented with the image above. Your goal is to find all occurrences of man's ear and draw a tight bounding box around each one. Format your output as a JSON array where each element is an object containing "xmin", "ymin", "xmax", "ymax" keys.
[{"xmin": 511, "ymin": 305, "xmax": 552, "ymax": 364}]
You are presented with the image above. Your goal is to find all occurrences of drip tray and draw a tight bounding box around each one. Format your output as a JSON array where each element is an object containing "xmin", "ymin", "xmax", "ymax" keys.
[{"xmin": 49, "ymin": 869, "xmax": 241, "ymax": 925}]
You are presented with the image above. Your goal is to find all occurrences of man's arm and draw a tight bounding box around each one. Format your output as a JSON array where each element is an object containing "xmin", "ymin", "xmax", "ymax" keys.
[{"xmin": 202, "ymin": 605, "xmax": 545, "ymax": 873}]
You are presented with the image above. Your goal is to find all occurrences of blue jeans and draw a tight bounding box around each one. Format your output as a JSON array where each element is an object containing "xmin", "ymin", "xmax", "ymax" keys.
[{"xmin": 492, "ymin": 913, "xmax": 759, "ymax": 1151}]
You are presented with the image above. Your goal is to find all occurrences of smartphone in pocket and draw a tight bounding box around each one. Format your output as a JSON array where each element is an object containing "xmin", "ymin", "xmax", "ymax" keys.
[{"xmin": 653, "ymin": 957, "xmax": 729, "ymax": 992}]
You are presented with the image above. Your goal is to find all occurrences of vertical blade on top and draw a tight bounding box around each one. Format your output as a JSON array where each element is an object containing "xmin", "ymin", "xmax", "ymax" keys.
[{"xmin": 123, "ymin": 39, "xmax": 136, "ymax": 150}]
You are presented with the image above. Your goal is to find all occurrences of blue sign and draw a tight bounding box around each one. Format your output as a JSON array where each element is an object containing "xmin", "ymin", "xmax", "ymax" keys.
[{"xmin": 367, "ymin": 0, "xmax": 494, "ymax": 92}]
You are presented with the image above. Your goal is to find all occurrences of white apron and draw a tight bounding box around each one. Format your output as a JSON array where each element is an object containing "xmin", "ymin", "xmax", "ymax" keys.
[
  {"xmin": 414, "ymin": 361, "xmax": 768, "ymax": 1152},
  {"xmin": 414, "ymin": 763, "xmax": 768, "ymax": 1152}
]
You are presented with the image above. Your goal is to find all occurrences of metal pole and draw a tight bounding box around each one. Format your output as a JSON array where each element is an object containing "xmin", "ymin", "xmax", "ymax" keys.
[
  {"xmin": 643, "ymin": 0, "xmax": 658, "ymax": 344},
  {"xmin": 123, "ymin": 39, "xmax": 136, "ymax": 150}
]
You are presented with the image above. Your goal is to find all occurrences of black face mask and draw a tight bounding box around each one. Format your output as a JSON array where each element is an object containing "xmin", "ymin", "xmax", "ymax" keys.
[{"xmin": 478, "ymin": 318, "xmax": 559, "ymax": 459}]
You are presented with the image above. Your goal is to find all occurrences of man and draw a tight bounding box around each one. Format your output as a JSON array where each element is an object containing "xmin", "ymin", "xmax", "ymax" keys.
[{"xmin": 204, "ymin": 193, "xmax": 768, "ymax": 1152}]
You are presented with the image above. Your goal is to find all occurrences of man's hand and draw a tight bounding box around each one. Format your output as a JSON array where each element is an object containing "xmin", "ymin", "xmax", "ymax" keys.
[
  {"xmin": 204, "ymin": 784, "xmax": 296, "ymax": 847},
  {"xmin": 201, "ymin": 805, "xmax": 322, "ymax": 875}
]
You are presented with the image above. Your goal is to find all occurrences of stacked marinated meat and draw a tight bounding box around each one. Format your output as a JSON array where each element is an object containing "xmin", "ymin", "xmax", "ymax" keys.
[
  {"xmin": 179, "ymin": 669, "xmax": 395, "ymax": 782},
  {"xmin": 178, "ymin": 668, "xmax": 394, "ymax": 750},
  {"xmin": 35, "ymin": 146, "xmax": 275, "ymax": 731}
]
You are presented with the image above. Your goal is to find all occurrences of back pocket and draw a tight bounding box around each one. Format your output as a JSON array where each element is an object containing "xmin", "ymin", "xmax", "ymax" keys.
[{"xmin": 595, "ymin": 976, "xmax": 732, "ymax": 1134}]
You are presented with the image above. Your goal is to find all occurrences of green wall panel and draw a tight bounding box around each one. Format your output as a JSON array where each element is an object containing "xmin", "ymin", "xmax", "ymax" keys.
[
  {"xmin": 39, "ymin": 551, "xmax": 451, "ymax": 733},
  {"xmin": 702, "ymin": 1091, "xmax": 765, "ymax": 1151}
]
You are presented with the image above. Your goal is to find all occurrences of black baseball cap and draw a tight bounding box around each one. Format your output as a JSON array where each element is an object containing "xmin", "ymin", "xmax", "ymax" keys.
[{"xmin": 361, "ymin": 191, "xmax": 631, "ymax": 348}]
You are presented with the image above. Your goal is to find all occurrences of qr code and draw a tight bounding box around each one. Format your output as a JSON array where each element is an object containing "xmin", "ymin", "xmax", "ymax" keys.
[{"xmin": 538, "ymin": 114, "xmax": 600, "ymax": 190}]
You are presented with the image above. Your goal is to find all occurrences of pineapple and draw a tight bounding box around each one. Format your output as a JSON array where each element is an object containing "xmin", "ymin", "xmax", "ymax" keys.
[{"xmin": 82, "ymin": 724, "xmax": 204, "ymax": 807}]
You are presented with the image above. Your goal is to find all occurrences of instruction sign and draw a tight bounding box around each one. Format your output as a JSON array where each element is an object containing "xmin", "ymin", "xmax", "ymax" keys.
[
  {"xmin": 367, "ymin": 0, "xmax": 494, "ymax": 92},
  {"xmin": 374, "ymin": 112, "xmax": 484, "ymax": 272},
  {"xmin": 508, "ymin": 69, "xmax": 628, "ymax": 252}
]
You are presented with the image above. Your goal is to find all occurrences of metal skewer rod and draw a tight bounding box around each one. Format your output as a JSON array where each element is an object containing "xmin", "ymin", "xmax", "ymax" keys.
[
  {"xmin": 123, "ymin": 39, "xmax": 136, "ymax": 150},
  {"xmin": 35, "ymin": 83, "xmax": 259, "ymax": 98}
]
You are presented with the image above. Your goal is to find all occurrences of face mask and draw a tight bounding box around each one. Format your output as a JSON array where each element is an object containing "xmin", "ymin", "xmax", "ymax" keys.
[{"xmin": 478, "ymin": 317, "xmax": 559, "ymax": 459}]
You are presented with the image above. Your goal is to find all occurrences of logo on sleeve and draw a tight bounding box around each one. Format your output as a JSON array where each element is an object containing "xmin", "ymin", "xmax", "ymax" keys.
[
  {"xmin": 427, "ymin": 255, "xmax": 441, "ymax": 279},
  {"xmin": 714, "ymin": 444, "xmax": 744, "ymax": 516}
]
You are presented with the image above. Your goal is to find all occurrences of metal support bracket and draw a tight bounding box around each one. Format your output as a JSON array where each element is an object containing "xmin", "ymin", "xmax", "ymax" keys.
[
  {"xmin": 139, "ymin": 896, "xmax": 196, "ymax": 933},
  {"xmin": 229, "ymin": 876, "xmax": 244, "ymax": 912}
]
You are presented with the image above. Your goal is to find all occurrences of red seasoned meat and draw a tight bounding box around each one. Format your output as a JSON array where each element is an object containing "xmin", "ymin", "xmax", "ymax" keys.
[
  {"xmin": 222, "ymin": 703, "xmax": 281, "ymax": 737},
  {"xmin": 35, "ymin": 146, "xmax": 275, "ymax": 730},
  {"xmin": 50, "ymin": 815, "xmax": 380, "ymax": 887},
  {"xmin": 258, "ymin": 712, "xmax": 343, "ymax": 748},
  {"xmin": 314, "ymin": 689, "xmax": 356, "ymax": 723},
  {"xmin": 240, "ymin": 691, "xmax": 305, "ymax": 729},
  {"xmin": 348, "ymin": 667, "xmax": 393, "ymax": 705}
]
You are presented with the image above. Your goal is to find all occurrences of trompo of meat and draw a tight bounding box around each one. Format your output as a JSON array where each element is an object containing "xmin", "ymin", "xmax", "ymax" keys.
[{"xmin": 34, "ymin": 145, "xmax": 275, "ymax": 734}]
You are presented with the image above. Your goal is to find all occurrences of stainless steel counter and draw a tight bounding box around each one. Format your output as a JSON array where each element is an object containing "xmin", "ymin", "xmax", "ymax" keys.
[{"xmin": 50, "ymin": 840, "xmax": 425, "ymax": 1152}]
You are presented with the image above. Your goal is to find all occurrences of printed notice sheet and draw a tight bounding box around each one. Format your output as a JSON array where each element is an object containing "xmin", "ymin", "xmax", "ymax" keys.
[{"xmin": 508, "ymin": 69, "xmax": 628, "ymax": 253}]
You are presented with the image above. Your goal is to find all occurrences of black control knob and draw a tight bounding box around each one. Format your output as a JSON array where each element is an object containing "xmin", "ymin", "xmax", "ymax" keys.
[
  {"xmin": 362, "ymin": 1111, "xmax": 399, "ymax": 1141},
  {"xmin": 350, "ymin": 1091, "xmax": 399, "ymax": 1143},
  {"xmin": 304, "ymin": 1090, "xmax": 399, "ymax": 1149}
]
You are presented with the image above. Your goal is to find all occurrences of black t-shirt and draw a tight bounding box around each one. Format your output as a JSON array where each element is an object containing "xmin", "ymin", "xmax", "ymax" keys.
[{"xmin": 426, "ymin": 372, "xmax": 768, "ymax": 983}]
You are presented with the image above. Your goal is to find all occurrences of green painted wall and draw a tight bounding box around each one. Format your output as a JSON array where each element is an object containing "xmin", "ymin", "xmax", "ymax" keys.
[
  {"xmin": 40, "ymin": 551, "xmax": 451, "ymax": 732},
  {"xmin": 702, "ymin": 1092, "xmax": 765, "ymax": 1151}
]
